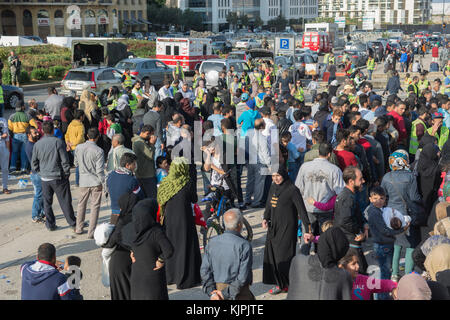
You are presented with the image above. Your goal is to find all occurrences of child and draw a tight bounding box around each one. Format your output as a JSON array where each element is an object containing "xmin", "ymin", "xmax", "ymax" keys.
[
  {"xmin": 63, "ymin": 255, "xmax": 83, "ymax": 300},
  {"xmin": 306, "ymin": 75, "xmax": 319, "ymax": 103},
  {"xmin": 382, "ymin": 207, "xmax": 412, "ymax": 236},
  {"xmin": 339, "ymin": 249, "xmax": 397, "ymax": 300},
  {"xmin": 106, "ymin": 114, "xmax": 122, "ymax": 139},
  {"xmin": 289, "ymin": 109, "xmax": 312, "ymax": 169},
  {"xmin": 366, "ymin": 186, "xmax": 410, "ymax": 293},
  {"xmin": 52, "ymin": 119, "xmax": 63, "ymax": 139},
  {"xmin": 404, "ymin": 73, "xmax": 413, "ymax": 87},
  {"xmin": 156, "ymin": 156, "xmax": 169, "ymax": 186},
  {"xmin": 299, "ymin": 220, "xmax": 334, "ymax": 255},
  {"xmin": 280, "ymin": 132, "xmax": 300, "ymax": 182}
]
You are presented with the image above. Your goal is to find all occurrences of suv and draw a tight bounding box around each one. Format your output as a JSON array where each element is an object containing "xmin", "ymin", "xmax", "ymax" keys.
[
  {"xmin": 60, "ymin": 66, "xmax": 122, "ymax": 105},
  {"xmin": 114, "ymin": 58, "xmax": 173, "ymax": 89},
  {"xmin": 199, "ymin": 59, "xmax": 251, "ymax": 88}
]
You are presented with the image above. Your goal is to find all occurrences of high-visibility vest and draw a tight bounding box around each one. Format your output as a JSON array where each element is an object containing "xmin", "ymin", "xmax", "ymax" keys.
[
  {"xmin": 404, "ymin": 77, "xmax": 413, "ymax": 86},
  {"xmin": 324, "ymin": 53, "xmax": 330, "ymax": 64},
  {"xmin": 129, "ymin": 94, "xmax": 138, "ymax": 113},
  {"xmin": 254, "ymin": 72, "xmax": 262, "ymax": 85},
  {"xmin": 123, "ymin": 74, "xmax": 132, "ymax": 88},
  {"xmin": 367, "ymin": 58, "xmax": 375, "ymax": 70},
  {"xmin": 263, "ymin": 74, "xmax": 271, "ymax": 88},
  {"xmin": 346, "ymin": 64, "xmax": 354, "ymax": 76},
  {"xmin": 255, "ymin": 95, "xmax": 264, "ymax": 108},
  {"xmin": 175, "ymin": 65, "xmax": 185, "ymax": 81},
  {"xmin": 108, "ymin": 99, "xmax": 118, "ymax": 111},
  {"xmin": 171, "ymin": 86, "xmax": 179, "ymax": 95},
  {"xmin": 409, "ymin": 118, "xmax": 427, "ymax": 155},
  {"xmin": 195, "ymin": 88, "xmax": 205, "ymax": 107},
  {"xmin": 411, "ymin": 83, "xmax": 419, "ymax": 96},
  {"xmin": 418, "ymin": 79, "xmax": 430, "ymax": 93},
  {"xmin": 349, "ymin": 94, "xmax": 358, "ymax": 105},
  {"xmin": 214, "ymin": 97, "xmax": 221, "ymax": 102},
  {"xmin": 329, "ymin": 55, "xmax": 335, "ymax": 65},
  {"xmin": 446, "ymin": 65, "xmax": 450, "ymax": 72},
  {"xmin": 427, "ymin": 126, "xmax": 449, "ymax": 149},
  {"xmin": 294, "ymin": 87, "xmax": 304, "ymax": 102},
  {"xmin": 0, "ymin": 86, "xmax": 4, "ymax": 104},
  {"xmin": 193, "ymin": 75, "xmax": 199, "ymax": 89},
  {"xmin": 342, "ymin": 54, "xmax": 348, "ymax": 63}
]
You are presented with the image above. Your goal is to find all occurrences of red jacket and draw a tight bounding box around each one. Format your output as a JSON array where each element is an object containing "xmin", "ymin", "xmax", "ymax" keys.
[
  {"xmin": 387, "ymin": 110, "xmax": 407, "ymax": 143},
  {"xmin": 432, "ymin": 46, "xmax": 439, "ymax": 58},
  {"xmin": 98, "ymin": 118, "xmax": 109, "ymax": 135}
]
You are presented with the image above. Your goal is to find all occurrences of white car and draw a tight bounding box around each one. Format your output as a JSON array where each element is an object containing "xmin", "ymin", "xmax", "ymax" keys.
[{"xmin": 235, "ymin": 38, "xmax": 260, "ymax": 50}]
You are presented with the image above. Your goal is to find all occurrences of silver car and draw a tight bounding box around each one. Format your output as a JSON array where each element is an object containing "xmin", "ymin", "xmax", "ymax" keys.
[
  {"xmin": 60, "ymin": 66, "xmax": 122, "ymax": 105},
  {"xmin": 199, "ymin": 59, "xmax": 251, "ymax": 88},
  {"xmin": 115, "ymin": 58, "xmax": 173, "ymax": 89}
]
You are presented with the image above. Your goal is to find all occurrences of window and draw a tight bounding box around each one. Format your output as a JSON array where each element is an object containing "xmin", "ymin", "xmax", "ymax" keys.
[
  {"xmin": 174, "ymin": 46, "xmax": 180, "ymax": 56},
  {"xmin": 165, "ymin": 46, "xmax": 171, "ymax": 55},
  {"xmin": 144, "ymin": 61, "xmax": 156, "ymax": 69},
  {"xmin": 155, "ymin": 61, "xmax": 167, "ymax": 69},
  {"xmin": 101, "ymin": 70, "xmax": 116, "ymax": 80}
]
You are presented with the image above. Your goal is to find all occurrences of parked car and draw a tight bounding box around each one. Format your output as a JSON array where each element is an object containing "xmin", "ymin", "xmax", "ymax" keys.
[
  {"xmin": 209, "ymin": 35, "xmax": 232, "ymax": 53},
  {"xmin": 199, "ymin": 59, "xmax": 251, "ymax": 88},
  {"xmin": 235, "ymin": 38, "xmax": 260, "ymax": 50},
  {"xmin": 23, "ymin": 36, "xmax": 44, "ymax": 43},
  {"xmin": 337, "ymin": 50, "xmax": 368, "ymax": 68},
  {"xmin": 60, "ymin": 66, "xmax": 122, "ymax": 105},
  {"xmin": 127, "ymin": 32, "xmax": 144, "ymax": 40},
  {"xmin": 1, "ymin": 84, "xmax": 24, "ymax": 109},
  {"xmin": 388, "ymin": 36, "xmax": 402, "ymax": 44},
  {"xmin": 227, "ymin": 51, "xmax": 249, "ymax": 62},
  {"xmin": 114, "ymin": 58, "xmax": 173, "ymax": 89},
  {"xmin": 295, "ymin": 48, "xmax": 318, "ymax": 63},
  {"xmin": 144, "ymin": 32, "xmax": 157, "ymax": 41},
  {"xmin": 345, "ymin": 41, "xmax": 367, "ymax": 52},
  {"xmin": 294, "ymin": 53, "xmax": 317, "ymax": 79}
]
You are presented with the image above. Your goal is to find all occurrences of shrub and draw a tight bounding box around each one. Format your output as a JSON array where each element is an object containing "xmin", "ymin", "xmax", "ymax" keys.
[
  {"xmin": 31, "ymin": 68, "xmax": 49, "ymax": 80},
  {"xmin": 49, "ymin": 66, "xmax": 67, "ymax": 78},
  {"xmin": 1, "ymin": 69, "xmax": 11, "ymax": 85},
  {"xmin": 19, "ymin": 70, "xmax": 31, "ymax": 83}
]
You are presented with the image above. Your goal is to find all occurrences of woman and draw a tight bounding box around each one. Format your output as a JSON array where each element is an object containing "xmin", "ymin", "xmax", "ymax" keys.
[
  {"xmin": 278, "ymin": 70, "xmax": 291, "ymax": 97},
  {"xmin": 60, "ymin": 97, "xmax": 76, "ymax": 135},
  {"xmin": 103, "ymin": 192, "xmax": 139, "ymax": 300},
  {"xmin": 287, "ymin": 227, "xmax": 353, "ymax": 300},
  {"xmin": 381, "ymin": 150, "xmax": 423, "ymax": 280},
  {"xmin": 417, "ymin": 143, "xmax": 441, "ymax": 223},
  {"xmin": 106, "ymin": 86, "xmax": 121, "ymax": 110},
  {"xmin": 262, "ymin": 168, "xmax": 311, "ymax": 294},
  {"xmin": 157, "ymin": 157, "xmax": 201, "ymax": 289},
  {"xmin": 83, "ymin": 92, "xmax": 100, "ymax": 130},
  {"xmin": 130, "ymin": 199, "xmax": 174, "ymax": 300},
  {"xmin": 131, "ymin": 98, "xmax": 148, "ymax": 135},
  {"xmin": 142, "ymin": 79, "xmax": 157, "ymax": 109},
  {"xmin": 290, "ymin": 80, "xmax": 304, "ymax": 102},
  {"xmin": 114, "ymin": 94, "xmax": 133, "ymax": 148},
  {"xmin": 413, "ymin": 235, "xmax": 450, "ymax": 272},
  {"xmin": 395, "ymin": 273, "xmax": 432, "ymax": 300},
  {"xmin": 339, "ymin": 249, "xmax": 397, "ymax": 300}
]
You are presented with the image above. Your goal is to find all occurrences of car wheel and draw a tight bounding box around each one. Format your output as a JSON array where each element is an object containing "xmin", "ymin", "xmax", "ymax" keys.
[{"xmin": 7, "ymin": 93, "xmax": 21, "ymax": 109}]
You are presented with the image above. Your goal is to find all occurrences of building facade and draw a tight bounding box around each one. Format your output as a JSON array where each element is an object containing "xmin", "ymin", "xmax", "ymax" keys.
[
  {"xmin": 0, "ymin": 0, "xmax": 149, "ymax": 40},
  {"xmin": 318, "ymin": 0, "xmax": 431, "ymax": 25},
  {"xmin": 168, "ymin": 0, "xmax": 318, "ymax": 32}
]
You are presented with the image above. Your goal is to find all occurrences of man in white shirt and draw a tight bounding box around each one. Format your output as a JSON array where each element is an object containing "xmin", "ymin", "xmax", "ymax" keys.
[
  {"xmin": 260, "ymin": 107, "xmax": 276, "ymax": 145},
  {"xmin": 158, "ymin": 80, "xmax": 173, "ymax": 101},
  {"xmin": 180, "ymin": 82, "xmax": 195, "ymax": 104}
]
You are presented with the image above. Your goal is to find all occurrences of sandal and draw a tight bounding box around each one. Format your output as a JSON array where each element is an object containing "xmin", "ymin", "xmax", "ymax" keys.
[
  {"xmin": 268, "ymin": 286, "xmax": 282, "ymax": 295},
  {"xmin": 3, "ymin": 189, "xmax": 11, "ymax": 194}
]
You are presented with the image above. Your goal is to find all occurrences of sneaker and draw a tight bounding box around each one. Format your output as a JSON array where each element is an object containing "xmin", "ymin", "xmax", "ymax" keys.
[
  {"xmin": 32, "ymin": 218, "xmax": 41, "ymax": 223},
  {"xmin": 20, "ymin": 169, "xmax": 28, "ymax": 175},
  {"xmin": 268, "ymin": 286, "xmax": 282, "ymax": 295},
  {"xmin": 391, "ymin": 275, "xmax": 400, "ymax": 282}
]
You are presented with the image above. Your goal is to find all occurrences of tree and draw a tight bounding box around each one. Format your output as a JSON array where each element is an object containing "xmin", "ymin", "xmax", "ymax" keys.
[
  {"xmin": 240, "ymin": 14, "xmax": 249, "ymax": 28},
  {"xmin": 254, "ymin": 16, "xmax": 263, "ymax": 28},
  {"xmin": 267, "ymin": 15, "xmax": 287, "ymax": 31},
  {"xmin": 147, "ymin": 0, "xmax": 166, "ymax": 7},
  {"xmin": 227, "ymin": 12, "xmax": 239, "ymax": 30},
  {"xmin": 181, "ymin": 9, "xmax": 203, "ymax": 31}
]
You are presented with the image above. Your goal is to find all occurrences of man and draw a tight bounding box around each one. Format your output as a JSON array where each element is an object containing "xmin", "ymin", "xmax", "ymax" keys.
[
  {"xmin": 399, "ymin": 49, "xmax": 408, "ymax": 73},
  {"xmin": 408, "ymin": 76, "xmax": 420, "ymax": 97},
  {"xmin": 27, "ymin": 98, "xmax": 39, "ymax": 120},
  {"xmin": 106, "ymin": 133, "xmax": 134, "ymax": 173},
  {"xmin": 143, "ymin": 101, "xmax": 164, "ymax": 159},
  {"xmin": 418, "ymin": 71, "xmax": 431, "ymax": 96},
  {"xmin": 8, "ymin": 100, "xmax": 37, "ymax": 174},
  {"xmin": 409, "ymin": 107, "xmax": 429, "ymax": 161},
  {"xmin": 180, "ymin": 82, "xmax": 195, "ymax": 104},
  {"xmin": 31, "ymin": 121, "xmax": 76, "ymax": 231},
  {"xmin": 387, "ymin": 101, "xmax": 407, "ymax": 148},
  {"xmin": 333, "ymin": 129, "xmax": 358, "ymax": 171},
  {"xmin": 106, "ymin": 152, "xmax": 144, "ymax": 218},
  {"xmin": 158, "ymin": 80, "xmax": 173, "ymax": 101},
  {"xmin": 0, "ymin": 78, "xmax": 4, "ymax": 118},
  {"xmin": 25, "ymin": 126, "xmax": 43, "ymax": 222},
  {"xmin": 173, "ymin": 61, "xmax": 185, "ymax": 83},
  {"xmin": 121, "ymin": 68, "xmax": 133, "ymax": 90},
  {"xmin": 334, "ymin": 166, "xmax": 369, "ymax": 273},
  {"xmin": 427, "ymin": 112, "xmax": 449, "ymax": 149},
  {"xmin": 166, "ymin": 113, "xmax": 184, "ymax": 146},
  {"xmin": 363, "ymin": 99, "xmax": 382, "ymax": 123},
  {"xmin": 21, "ymin": 243, "xmax": 78, "ymax": 300},
  {"xmin": 296, "ymin": 143, "xmax": 345, "ymax": 252},
  {"xmin": 0, "ymin": 113, "xmax": 10, "ymax": 194},
  {"xmin": 44, "ymin": 87, "xmax": 64, "ymax": 121},
  {"xmin": 200, "ymin": 209, "xmax": 254, "ymax": 300},
  {"xmin": 8, "ymin": 51, "xmax": 20, "ymax": 87},
  {"xmin": 303, "ymin": 130, "xmax": 339, "ymax": 166},
  {"xmin": 366, "ymin": 55, "xmax": 376, "ymax": 81},
  {"xmin": 74, "ymin": 128, "xmax": 105, "ymax": 238},
  {"xmin": 132, "ymin": 125, "xmax": 157, "ymax": 199},
  {"xmin": 383, "ymin": 70, "xmax": 403, "ymax": 96}
]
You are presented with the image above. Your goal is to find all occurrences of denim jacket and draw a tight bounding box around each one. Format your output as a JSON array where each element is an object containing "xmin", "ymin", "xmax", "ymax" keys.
[{"xmin": 381, "ymin": 170, "xmax": 422, "ymax": 215}]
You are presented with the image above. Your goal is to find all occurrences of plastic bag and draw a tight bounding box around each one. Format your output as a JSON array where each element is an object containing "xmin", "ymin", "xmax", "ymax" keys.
[{"xmin": 94, "ymin": 223, "xmax": 115, "ymax": 247}]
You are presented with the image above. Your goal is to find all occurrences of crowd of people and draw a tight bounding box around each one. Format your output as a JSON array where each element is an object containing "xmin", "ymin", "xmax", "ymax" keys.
[{"xmin": 4, "ymin": 42, "xmax": 450, "ymax": 301}]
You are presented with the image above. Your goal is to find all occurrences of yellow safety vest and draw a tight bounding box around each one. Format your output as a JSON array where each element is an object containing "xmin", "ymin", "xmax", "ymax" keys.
[
  {"xmin": 129, "ymin": 94, "xmax": 138, "ymax": 113},
  {"xmin": 263, "ymin": 74, "xmax": 271, "ymax": 88},
  {"xmin": 195, "ymin": 88, "xmax": 205, "ymax": 107},
  {"xmin": 418, "ymin": 79, "xmax": 430, "ymax": 93},
  {"xmin": 108, "ymin": 99, "xmax": 118, "ymax": 111},
  {"xmin": 175, "ymin": 65, "xmax": 185, "ymax": 81},
  {"xmin": 254, "ymin": 72, "xmax": 262, "ymax": 85},
  {"xmin": 367, "ymin": 58, "xmax": 375, "ymax": 71},
  {"xmin": 0, "ymin": 86, "xmax": 4, "ymax": 104},
  {"xmin": 409, "ymin": 118, "xmax": 427, "ymax": 155},
  {"xmin": 324, "ymin": 53, "xmax": 330, "ymax": 64},
  {"xmin": 404, "ymin": 78, "xmax": 413, "ymax": 86},
  {"xmin": 294, "ymin": 87, "xmax": 304, "ymax": 102},
  {"xmin": 329, "ymin": 55, "xmax": 335, "ymax": 65},
  {"xmin": 123, "ymin": 74, "xmax": 132, "ymax": 88}
]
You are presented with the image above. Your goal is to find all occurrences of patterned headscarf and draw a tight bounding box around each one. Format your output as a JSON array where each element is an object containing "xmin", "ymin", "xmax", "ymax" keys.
[
  {"xmin": 443, "ymin": 181, "xmax": 450, "ymax": 202},
  {"xmin": 389, "ymin": 149, "xmax": 410, "ymax": 171},
  {"xmin": 424, "ymin": 243, "xmax": 450, "ymax": 281},
  {"xmin": 421, "ymin": 235, "xmax": 450, "ymax": 257}
]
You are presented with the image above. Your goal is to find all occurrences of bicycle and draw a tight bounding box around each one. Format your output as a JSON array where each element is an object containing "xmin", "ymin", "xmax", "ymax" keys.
[{"xmin": 199, "ymin": 173, "xmax": 253, "ymax": 249}]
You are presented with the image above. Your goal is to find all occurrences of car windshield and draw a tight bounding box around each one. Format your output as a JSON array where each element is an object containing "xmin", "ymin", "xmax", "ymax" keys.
[
  {"xmin": 229, "ymin": 62, "xmax": 249, "ymax": 72},
  {"xmin": 228, "ymin": 53, "xmax": 244, "ymax": 60},
  {"xmin": 239, "ymin": 39, "xmax": 249, "ymax": 42},
  {"xmin": 115, "ymin": 62, "xmax": 137, "ymax": 70},
  {"xmin": 201, "ymin": 62, "xmax": 225, "ymax": 73},
  {"xmin": 64, "ymin": 71, "xmax": 92, "ymax": 81}
]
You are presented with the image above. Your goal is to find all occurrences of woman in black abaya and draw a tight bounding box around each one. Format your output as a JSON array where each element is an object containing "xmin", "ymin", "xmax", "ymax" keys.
[
  {"xmin": 104, "ymin": 192, "xmax": 139, "ymax": 300},
  {"xmin": 130, "ymin": 199, "xmax": 174, "ymax": 300},
  {"xmin": 157, "ymin": 157, "xmax": 201, "ymax": 289},
  {"xmin": 262, "ymin": 168, "xmax": 311, "ymax": 295}
]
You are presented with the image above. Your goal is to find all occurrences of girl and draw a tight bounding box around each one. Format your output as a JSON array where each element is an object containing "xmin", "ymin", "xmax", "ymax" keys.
[{"xmin": 156, "ymin": 156, "xmax": 169, "ymax": 186}]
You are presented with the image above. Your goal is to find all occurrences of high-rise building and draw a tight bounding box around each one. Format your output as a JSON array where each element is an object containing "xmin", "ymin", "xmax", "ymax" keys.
[
  {"xmin": 168, "ymin": 0, "xmax": 318, "ymax": 32},
  {"xmin": 318, "ymin": 0, "xmax": 432, "ymax": 25},
  {"xmin": 0, "ymin": 0, "xmax": 149, "ymax": 39}
]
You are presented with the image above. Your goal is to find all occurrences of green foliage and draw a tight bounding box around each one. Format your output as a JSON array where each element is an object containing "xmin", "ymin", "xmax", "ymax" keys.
[
  {"xmin": 240, "ymin": 14, "xmax": 249, "ymax": 28},
  {"xmin": 147, "ymin": 4, "xmax": 205, "ymax": 31},
  {"xmin": 254, "ymin": 16, "xmax": 264, "ymax": 28},
  {"xmin": 123, "ymin": 40, "xmax": 156, "ymax": 57},
  {"xmin": 1, "ymin": 70, "xmax": 11, "ymax": 85},
  {"xmin": 31, "ymin": 68, "xmax": 49, "ymax": 81},
  {"xmin": 227, "ymin": 12, "xmax": 239, "ymax": 30},
  {"xmin": 49, "ymin": 66, "xmax": 68, "ymax": 78},
  {"xmin": 19, "ymin": 70, "xmax": 31, "ymax": 83},
  {"xmin": 2, "ymin": 69, "xmax": 31, "ymax": 84},
  {"xmin": 267, "ymin": 15, "xmax": 287, "ymax": 32}
]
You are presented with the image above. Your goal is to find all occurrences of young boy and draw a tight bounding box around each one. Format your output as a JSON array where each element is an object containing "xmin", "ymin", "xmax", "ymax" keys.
[
  {"xmin": 106, "ymin": 114, "xmax": 122, "ymax": 139},
  {"xmin": 207, "ymin": 102, "xmax": 224, "ymax": 137},
  {"xmin": 366, "ymin": 186, "xmax": 409, "ymax": 298},
  {"xmin": 280, "ymin": 131, "xmax": 300, "ymax": 182},
  {"xmin": 62, "ymin": 255, "xmax": 83, "ymax": 300},
  {"xmin": 306, "ymin": 75, "xmax": 319, "ymax": 103},
  {"xmin": 289, "ymin": 109, "xmax": 312, "ymax": 169}
]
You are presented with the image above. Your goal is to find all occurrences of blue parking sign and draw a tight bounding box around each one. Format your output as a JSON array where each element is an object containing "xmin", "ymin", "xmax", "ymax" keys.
[{"xmin": 280, "ymin": 38, "xmax": 289, "ymax": 49}]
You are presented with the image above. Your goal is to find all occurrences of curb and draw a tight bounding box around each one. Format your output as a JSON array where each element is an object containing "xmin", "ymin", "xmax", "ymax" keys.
[{"xmin": 22, "ymin": 81, "xmax": 61, "ymax": 92}]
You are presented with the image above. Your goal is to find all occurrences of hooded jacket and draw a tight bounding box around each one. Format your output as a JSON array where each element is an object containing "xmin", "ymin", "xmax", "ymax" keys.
[
  {"xmin": 21, "ymin": 260, "xmax": 75, "ymax": 300},
  {"xmin": 65, "ymin": 119, "xmax": 85, "ymax": 151}
]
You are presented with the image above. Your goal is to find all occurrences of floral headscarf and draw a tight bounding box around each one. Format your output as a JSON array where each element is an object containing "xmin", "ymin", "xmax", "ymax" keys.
[{"xmin": 389, "ymin": 149, "xmax": 410, "ymax": 171}]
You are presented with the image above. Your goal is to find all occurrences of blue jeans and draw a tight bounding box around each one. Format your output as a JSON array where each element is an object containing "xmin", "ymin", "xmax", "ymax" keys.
[
  {"xmin": 154, "ymin": 137, "xmax": 163, "ymax": 162},
  {"xmin": 368, "ymin": 70, "xmax": 373, "ymax": 80},
  {"xmin": 30, "ymin": 173, "xmax": 44, "ymax": 220},
  {"xmin": 10, "ymin": 133, "xmax": 28, "ymax": 171},
  {"xmin": 373, "ymin": 242, "xmax": 394, "ymax": 300},
  {"xmin": 70, "ymin": 150, "xmax": 80, "ymax": 185}
]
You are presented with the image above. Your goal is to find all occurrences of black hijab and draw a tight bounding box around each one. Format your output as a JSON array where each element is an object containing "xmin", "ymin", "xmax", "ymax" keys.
[
  {"xmin": 317, "ymin": 227, "xmax": 349, "ymax": 269},
  {"xmin": 132, "ymin": 199, "xmax": 160, "ymax": 246},
  {"xmin": 117, "ymin": 192, "xmax": 139, "ymax": 225},
  {"xmin": 272, "ymin": 167, "xmax": 290, "ymax": 197},
  {"xmin": 417, "ymin": 143, "xmax": 440, "ymax": 177},
  {"xmin": 441, "ymin": 139, "xmax": 450, "ymax": 164}
]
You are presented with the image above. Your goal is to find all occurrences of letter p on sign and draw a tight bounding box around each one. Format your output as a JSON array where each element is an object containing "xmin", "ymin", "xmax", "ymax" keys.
[{"xmin": 280, "ymin": 39, "xmax": 289, "ymax": 50}]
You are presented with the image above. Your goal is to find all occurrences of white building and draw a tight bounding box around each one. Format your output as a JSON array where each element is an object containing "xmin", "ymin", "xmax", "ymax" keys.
[
  {"xmin": 318, "ymin": 0, "xmax": 432, "ymax": 25},
  {"xmin": 168, "ymin": 0, "xmax": 318, "ymax": 32}
]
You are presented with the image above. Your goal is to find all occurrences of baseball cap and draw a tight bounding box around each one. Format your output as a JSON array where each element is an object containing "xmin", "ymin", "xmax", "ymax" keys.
[
  {"xmin": 241, "ymin": 93, "xmax": 249, "ymax": 102},
  {"xmin": 432, "ymin": 112, "xmax": 444, "ymax": 119}
]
